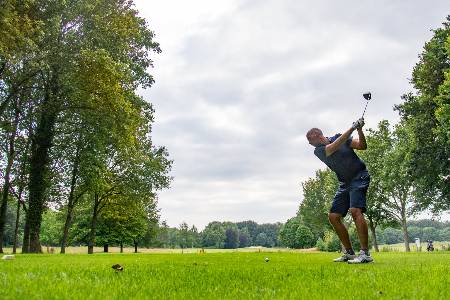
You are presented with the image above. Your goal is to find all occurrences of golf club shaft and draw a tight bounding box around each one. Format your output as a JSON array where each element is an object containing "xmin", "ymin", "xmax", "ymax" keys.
[{"xmin": 361, "ymin": 100, "xmax": 369, "ymax": 118}]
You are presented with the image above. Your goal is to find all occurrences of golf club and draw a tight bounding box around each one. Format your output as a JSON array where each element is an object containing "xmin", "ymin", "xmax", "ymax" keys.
[{"xmin": 361, "ymin": 92, "xmax": 371, "ymax": 118}]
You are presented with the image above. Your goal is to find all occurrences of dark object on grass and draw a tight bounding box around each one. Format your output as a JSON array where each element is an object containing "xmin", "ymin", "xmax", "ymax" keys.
[
  {"xmin": 426, "ymin": 240, "xmax": 434, "ymax": 252},
  {"xmin": 112, "ymin": 264, "xmax": 123, "ymax": 271}
]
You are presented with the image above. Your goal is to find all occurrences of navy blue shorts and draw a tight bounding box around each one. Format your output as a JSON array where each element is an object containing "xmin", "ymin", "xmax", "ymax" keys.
[{"xmin": 330, "ymin": 169, "xmax": 370, "ymax": 217}]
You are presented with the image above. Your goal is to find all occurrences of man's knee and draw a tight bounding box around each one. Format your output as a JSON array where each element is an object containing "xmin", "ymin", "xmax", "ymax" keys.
[
  {"xmin": 350, "ymin": 207, "xmax": 363, "ymax": 219},
  {"xmin": 328, "ymin": 213, "xmax": 341, "ymax": 224}
]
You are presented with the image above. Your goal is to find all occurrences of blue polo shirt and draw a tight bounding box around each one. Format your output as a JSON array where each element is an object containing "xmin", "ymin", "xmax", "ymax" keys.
[{"xmin": 314, "ymin": 134, "xmax": 367, "ymax": 183}]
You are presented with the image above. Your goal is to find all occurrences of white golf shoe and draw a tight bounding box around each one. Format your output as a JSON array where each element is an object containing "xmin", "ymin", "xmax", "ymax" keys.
[
  {"xmin": 347, "ymin": 250, "xmax": 374, "ymax": 264},
  {"xmin": 333, "ymin": 251, "xmax": 356, "ymax": 262}
]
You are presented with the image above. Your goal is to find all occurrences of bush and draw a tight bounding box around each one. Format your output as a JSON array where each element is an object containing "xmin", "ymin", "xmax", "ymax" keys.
[
  {"xmin": 295, "ymin": 225, "xmax": 315, "ymax": 248},
  {"xmin": 324, "ymin": 231, "xmax": 341, "ymax": 252},
  {"xmin": 315, "ymin": 238, "xmax": 326, "ymax": 251},
  {"xmin": 316, "ymin": 231, "xmax": 341, "ymax": 252},
  {"xmin": 279, "ymin": 218, "xmax": 301, "ymax": 248}
]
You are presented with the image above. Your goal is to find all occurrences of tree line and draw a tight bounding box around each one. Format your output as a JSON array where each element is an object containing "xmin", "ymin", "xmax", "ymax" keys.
[
  {"xmin": 0, "ymin": 0, "xmax": 172, "ymax": 254},
  {"xmin": 4, "ymin": 207, "xmax": 447, "ymax": 251},
  {"xmin": 2, "ymin": 214, "xmax": 284, "ymax": 250},
  {"xmin": 286, "ymin": 16, "xmax": 449, "ymax": 252}
]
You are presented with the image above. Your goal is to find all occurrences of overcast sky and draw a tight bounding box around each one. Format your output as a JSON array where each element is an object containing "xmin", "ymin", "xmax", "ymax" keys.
[{"xmin": 134, "ymin": 0, "xmax": 449, "ymax": 229}]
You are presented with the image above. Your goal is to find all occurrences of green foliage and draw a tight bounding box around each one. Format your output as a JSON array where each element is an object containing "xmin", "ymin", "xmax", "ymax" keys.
[
  {"xmin": 0, "ymin": 0, "xmax": 171, "ymax": 253},
  {"xmin": 394, "ymin": 16, "xmax": 450, "ymax": 212},
  {"xmin": 1, "ymin": 199, "xmax": 25, "ymax": 247},
  {"xmin": 382, "ymin": 228, "xmax": 404, "ymax": 244},
  {"xmin": 298, "ymin": 169, "xmax": 337, "ymax": 240},
  {"xmin": 295, "ymin": 225, "xmax": 315, "ymax": 248},
  {"xmin": 40, "ymin": 209, "xmax": 63, "ymax": 246},
  {"xmin": 96, "ymin": 198, "xmax": 149, "ymax": 247},
  {"xmin": 236, "ymin": 220, "xmax": 258, "ymax": 244},
  {"xmin": 238, "ymin": 228, "xmax": 251, "ymax": 247},
  {"xmin": 0, "ymin": 0, "xmax": 41, "ymax": 61},
  {"xmin": 201, "ymin": 221, "xmax": 226, "ymax": 248},
  {"xmin": 279, "ymin": 218, "xmax": 315, "ymax": 249},
  {"xmin": 315, "ymin": 238, "xmax": 326, "ymax": 251},
  {"xmin": 279, "ymin": 217, "xmax": 301, "ymax": 248},
  {"xmin": 224, "ymin": 227, "xmax": 239, "ymax": 249},
  {"xmin": 320, "ymin": 230, "xmax": 341, "ymax": 252},
  {"xmin": 358, "ymin": 121, "xmax": 398, "ymax": 227}
]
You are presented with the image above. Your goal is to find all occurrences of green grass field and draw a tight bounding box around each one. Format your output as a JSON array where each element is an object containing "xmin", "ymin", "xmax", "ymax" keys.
[{"xmin": 1, "ymin": 251, "xmax": 449, "ymax": 299}]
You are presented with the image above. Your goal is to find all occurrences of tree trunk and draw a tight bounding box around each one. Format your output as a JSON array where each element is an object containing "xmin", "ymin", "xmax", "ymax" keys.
[
  {"xmin": 60, "ymin": 203, "xmax": 74, "ymax": 254},
  {"xmin": 12, "ymin": 200, "xmax": 21, "ymax": 254},
  {"xmin": 0, "ymin": 106, "xmax": 18, "ymax": 253},
  {"xmin": 22, "ymin": 216, "xmax": 30, "ymax": 253},
  {"xmin": 88, "ymin": 194, "xmax": 100, "ymax": 254},
  {"xmin": 368, "ymin": 218, "xmax": 379, "ymax": 252},
  {"xmin": 0, "ymin": 171, "xmax": 11, "ymax": 253},
  {"xmin": 134, "ymin": 240, "xmax": 138, "ymax": 253},
  {"xmin": 60, "ymin": 142, "xmax": 81, "ymax": 254},
  {"xmin": 13, "ymin": 119, "xmax": 32, "ymax": 255},
  {"xmin": 24, "ymin": 95, "xmax": 58, "ymax": 253},
  {"xmin": 400, "ymin": 199, "xmax": 410, "ymax": 252},
  {"xmin": 104, "ymin": 244, "xmax": 109, "ymax": 253},
  {"xmin": 120, "ymin": 242, "xmax": 123, "ymax": 253},
  {"xmin": 401, "ymin": 216, "xmax": 410, "ymax": 252}
]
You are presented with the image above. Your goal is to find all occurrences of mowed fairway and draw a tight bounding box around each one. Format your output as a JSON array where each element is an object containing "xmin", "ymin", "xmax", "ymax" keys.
[{"xmin": 1, "ymin": 252, "xmax": 449, "ymax": 299}]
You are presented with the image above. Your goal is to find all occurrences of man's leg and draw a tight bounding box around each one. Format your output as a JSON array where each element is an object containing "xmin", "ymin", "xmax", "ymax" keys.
[
  {"xmin": 349, "ymin": 208, "xmax": 368, "ymax": 250},
  {"xmin": 328, "ymin": 213, "xmax": 352, "ymax": 250},
  {"xmin": 347, "ymin": 207, "xmax": 373, "ymax": 263}
]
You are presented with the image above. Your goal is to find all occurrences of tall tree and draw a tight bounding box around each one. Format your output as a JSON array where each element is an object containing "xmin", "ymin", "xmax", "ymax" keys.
[
  {"xmin": 16, "ymin": 0, "xmax": 163, "ymax": 253},
  {"xmin": 201, "ymin": 221, "xmax": 225, "ymax": 248},
  {"xmin": 394, "ymin": 16, "xmax": 450, "ymax": 213},
  {"xmin": 357, "ymin": 121, "xmax": 398, "ymax": 252},
  {"xmin": 96, "ymin": 197, "xmax": 148, "ymax": 253},
  {"xmin": 381, "ymin": 124, "xmax": 418, "ymax": 252},
  {"xmin": 178, "ymin": 222, "xmax": 190, "ymax": 250},
  {"xmin": 224, "ymin": 227, "xmax": 239, "ymax": 249},
  {"xmin": 279, "ymin": 217, "xmax": 301, "ymax": 248},
  {"xmin": 0, "ymin": 97, "xmax": 20, "ymax": 253}
]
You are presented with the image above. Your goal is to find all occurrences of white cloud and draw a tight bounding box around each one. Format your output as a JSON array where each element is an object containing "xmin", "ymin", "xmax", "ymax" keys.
[{"xmin": 134, "ymin": 0, "xmax": 449, "ymax": 229}]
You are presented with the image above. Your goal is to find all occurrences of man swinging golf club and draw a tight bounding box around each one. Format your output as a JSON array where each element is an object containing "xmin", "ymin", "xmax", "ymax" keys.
[{"xmin": 306, "ymin": 116, "xmax": 373, "ymax": 264}]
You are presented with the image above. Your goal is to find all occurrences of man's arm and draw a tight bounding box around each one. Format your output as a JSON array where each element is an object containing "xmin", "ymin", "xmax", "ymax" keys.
[
  {"xmin": 325, "ymin": 127, "xmax": 355, "ymax": 157},
  {"xmin": 350, "ymin": 128, "xmax": 367, "ymax": 150}
]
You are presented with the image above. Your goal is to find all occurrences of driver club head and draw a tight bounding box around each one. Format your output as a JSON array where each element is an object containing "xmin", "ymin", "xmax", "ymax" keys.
[{"xmin": 361, "ymin": 91, "xmax": 372, "ymax": 118}]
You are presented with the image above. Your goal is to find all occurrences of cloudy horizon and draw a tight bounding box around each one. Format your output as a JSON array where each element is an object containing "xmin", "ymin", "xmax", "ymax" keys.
[{"xmin": 134, "ymin": 0, "xmax": 449, "ymax": 229}]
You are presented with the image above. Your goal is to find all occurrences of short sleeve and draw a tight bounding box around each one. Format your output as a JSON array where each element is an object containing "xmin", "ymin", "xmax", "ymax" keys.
[{"xmin": 328, "ymin": 133, "xmax": 342, "ymax": 143}]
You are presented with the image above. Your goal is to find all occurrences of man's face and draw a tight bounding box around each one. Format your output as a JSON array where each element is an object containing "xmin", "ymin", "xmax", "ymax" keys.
[{"xmin": 307, "ymin": 130, "xmax": 326, "ymax": 147}]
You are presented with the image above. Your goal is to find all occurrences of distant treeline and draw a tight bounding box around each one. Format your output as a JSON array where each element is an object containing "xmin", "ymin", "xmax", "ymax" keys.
[
  {"xmin": 154, "ymin": 221, "xmax": 283, "ymax": 249},
  {"xmin": 1, "ymin": 210, "xmax": 284, "ymax": 249},
  {"xmin": 2, "ymin": 206, "xmax": 448, "ymax": 250}
]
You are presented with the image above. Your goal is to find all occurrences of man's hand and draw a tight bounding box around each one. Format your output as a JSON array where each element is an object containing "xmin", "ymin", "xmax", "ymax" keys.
[
  {"xmin": 351, "ymin": 118, "xmax": 365, "ymax": 130},
  {"xmin": 350, "ymin": 118, "xmax": 367, "ymax": 150},
  {"xmin": 351, "ymin": 118, "xmax": 364, "ymax": 130},
  {"xmin": 356, "ymin": 118, "xmax": 365, "ymax": 129}
]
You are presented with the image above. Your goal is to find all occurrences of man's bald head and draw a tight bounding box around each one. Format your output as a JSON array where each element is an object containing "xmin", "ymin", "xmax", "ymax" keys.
[
  {"xmin": 306, "ymin": 128, "xmax": 322, "ymax": 140},
  {"xmin": 306, "ymin": 128, "xmax": 326, "ymax": 146}
]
